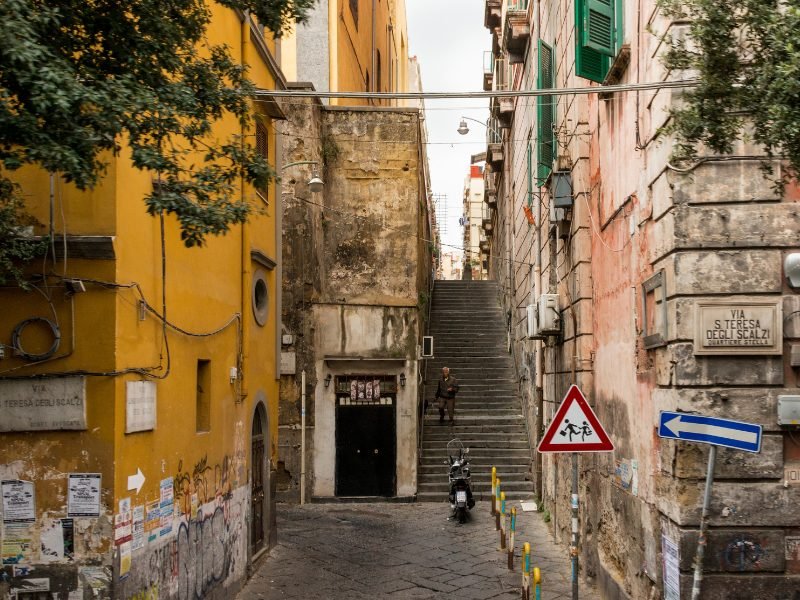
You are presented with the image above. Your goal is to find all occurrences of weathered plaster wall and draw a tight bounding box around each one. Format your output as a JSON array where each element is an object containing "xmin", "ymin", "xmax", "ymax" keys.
[{"xmin": 280, "ymin": 100, "xmax": 428, "ymax": 501}]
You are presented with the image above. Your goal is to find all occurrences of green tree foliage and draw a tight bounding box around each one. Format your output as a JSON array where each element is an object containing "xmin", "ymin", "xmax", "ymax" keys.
[
  {"xmin": 660, "ymin": 0, "xmax": 800, "ymax": 180},
  {"xmin": 0, "ymin": 0, "xmax": 315, "ymax": 284}
]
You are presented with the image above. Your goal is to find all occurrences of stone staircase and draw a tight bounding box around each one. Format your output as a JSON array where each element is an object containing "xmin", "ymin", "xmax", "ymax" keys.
[{"xmin": 417, "ymin": 280, "xmax": 535, "ymax": 502}]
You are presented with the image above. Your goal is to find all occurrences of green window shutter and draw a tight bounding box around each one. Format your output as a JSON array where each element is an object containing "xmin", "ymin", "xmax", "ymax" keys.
[
  {"xmin": 536, "ymin": 40, "xmax": 554, "ymax": 185},
  {"xmin": 582, "ymin": 0, "xmax": 615, "ymax": 56},
  {"xmin": 575, "ymin": 0, "xmax": 612, "ymax": 82}
]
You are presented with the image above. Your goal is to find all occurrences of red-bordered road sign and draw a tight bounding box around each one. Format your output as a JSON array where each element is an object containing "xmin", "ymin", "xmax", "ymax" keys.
[{"xmin": 538, "ymin": 385, "xmax": 614, "ymax": 453}]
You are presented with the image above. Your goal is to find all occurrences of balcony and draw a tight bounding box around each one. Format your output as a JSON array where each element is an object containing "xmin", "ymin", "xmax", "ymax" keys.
[
  {"xmin": 484, "ymin": 0, "xmax": 502, "ymax": 30},
  {"xmin": 482, "ymin": 206, "xmax": 494, "ymax": 234},
  {"xmin": 479, "ymin": 238, "xmax": 490, "ymax": 253},
  {"xmin": 490, "ymin": 57, "xmax": 514, "ymax": 127},
  {"xmin": 485, "ymin": 118, "xmax": 504, "ymax": 171},
  {"xmin": 484, "ymin": 169, "xmax": 497, "ymax": 207},
  {"xmin": 503, "ymin": 0, "xmax": 530, "ymax": 64},
  {"xmin": 482, "ymin": 51, "xmax": 494, "ymax": 92}
]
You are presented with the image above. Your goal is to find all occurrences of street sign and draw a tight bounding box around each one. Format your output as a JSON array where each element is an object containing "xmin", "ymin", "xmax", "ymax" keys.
[
  {"xmin": 538, "ymin": 385, "xmax": 614, "ymax": 453},
  {"xmin": 658, "ymin": 411, "xmax": 762, "ymax": 453}
]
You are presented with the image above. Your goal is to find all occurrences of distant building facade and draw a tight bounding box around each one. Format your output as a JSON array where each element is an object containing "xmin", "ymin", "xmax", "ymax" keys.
[{"xmin": 462, "ymin": 165, "xmax": 487, "ymax": 280}]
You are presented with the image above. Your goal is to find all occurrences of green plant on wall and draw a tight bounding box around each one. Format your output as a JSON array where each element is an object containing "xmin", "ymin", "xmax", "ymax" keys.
[
  {"xmin": 659, "ymin": 0, "xmax": 800, "ymax": 185},
  {"xmin": 321, "ymin": 133, "xmax": 340, "ymax": 166}
]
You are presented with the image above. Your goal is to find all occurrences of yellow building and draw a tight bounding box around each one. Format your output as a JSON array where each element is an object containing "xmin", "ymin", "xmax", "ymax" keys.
[
  {"xmin": 281, "ymin": 0, "xmax": 409, "ymax": 105},
  {"xmin": 0, "ymin": 8, "xmax": 283, "ymax": 599}
]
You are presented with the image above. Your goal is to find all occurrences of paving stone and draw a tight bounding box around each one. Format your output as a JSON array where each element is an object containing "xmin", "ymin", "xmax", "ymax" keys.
[{"xmin": 236, "ymin": 502, "xmax": 599, "ymax": 600}]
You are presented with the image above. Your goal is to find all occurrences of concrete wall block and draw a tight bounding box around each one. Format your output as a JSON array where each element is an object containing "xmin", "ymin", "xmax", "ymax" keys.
[
  {"xmin": 657, "ymin": 478, "xmax": 800, "ymax": 527},
  {"xmin": 658, "ymin": 250, "xmax": 783, "ymax": 296},
  {"xmin": 655, "ymin": 342, "xmax": 783, "ymax": 386},
  {"xmin": 649, "ymin": 170, "xmax": 674, "ymax": 222},
  {"xmin": 677, "ymin": 528, "xmax": 785, "ymax": 572},
  {"xmin": 677, "ymin": 574, "xmax": 800, "ymax": 599},
  {"xmin": 670, "ymin": 161, "xmax": 781, "ymax": 204},
  {"xmin": 659, "ymin": 434, "xmax": 783, "ymax": 479},
  {"xmin": 652, "ymin": 387, "xmax": 789, "ymax": 432},
  {"xmin": 670, "ymin": 203, "xmax": 800, "ymax": 249},
  {"xmin": 562, "ymin": 297, "xmax": 593, "ymax": 339}
]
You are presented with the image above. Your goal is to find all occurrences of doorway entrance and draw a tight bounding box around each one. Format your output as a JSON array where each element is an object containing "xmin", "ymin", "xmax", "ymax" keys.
[
  {"xmin": 251, "ymin": 403, "xmax": 267, "ymax": 555},
  {"xmin": 334, "ymin": 375, "xmax": 397, "ymax": 497}
]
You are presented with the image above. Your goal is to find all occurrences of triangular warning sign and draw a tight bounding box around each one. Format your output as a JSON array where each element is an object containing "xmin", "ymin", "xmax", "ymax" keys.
[{"xmin": 538, "ymin": 385, "xmax": 614, "ymax": 453}]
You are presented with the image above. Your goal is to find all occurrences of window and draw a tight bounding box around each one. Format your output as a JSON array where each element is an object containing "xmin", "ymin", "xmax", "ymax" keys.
[
  {"xmin": 536, "ymin": 40, "xmax": 555, "ymax": 185},
  {"xmin": 576, "ymin": 0, "xmax": 623, "ymax": 82},
  {"xmin": 252, "ymin": 268, "xmax": 269, "ymax": 327},
  {"xmin": 349, "ymin": 0, "xmax": 358, "ymax": 28},
  {"xmin": 335, "ymin": 375, "xmax": 398, "ymax": 406},
  {"xmin": 196, "ymin": 359, "xmax": 211, "ymax": 432},
  {"xmin": 526, "ymin": 141, "xmax": 533, "ymax": 204},
  {"xmin": 255, "ymin": 122, "xmax": 269, "ymax": 200}
]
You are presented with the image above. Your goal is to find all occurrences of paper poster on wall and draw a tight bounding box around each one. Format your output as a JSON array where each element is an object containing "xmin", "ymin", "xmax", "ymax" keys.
[
  {"xmin": 119, "ymin": 541, "xmax": 132, "ymax": 578},
  {"xmin": 67, "ymin": 473, "xmax": 101, "ymax": 517},
  {"xmin": 131, "ymin": 506, "xmax": 145, "ymax": 551},
  {"xmin": 145, "ymin": 501, "xmax": 160, "ymax": 543},
  {"xmin": 662, "ymin": 534, "xmax": 681, "ymax": 600},
  {"xmin": 1, "ymin": 523, "xmax": 33, "ymax": 565},
  {"xmin": 1, "ymin": 480, "xmax": 35, "ymax": 523},
  {"xmin": 40, "ymin": 520, "xmax": 65, "ymax": 562}
]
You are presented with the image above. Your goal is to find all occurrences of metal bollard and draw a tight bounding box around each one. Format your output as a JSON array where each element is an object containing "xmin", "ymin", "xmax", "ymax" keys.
[
  {"xmin": 521, "ymin": 542, "xmax": 531, "ymax": 600},
  {"xmin": 508, "ymin": 507, "xmax": 517, "ymax": 570},
  {"xmin": 495, "ymin": 478, "xmax": 502, "ymax": 530},
  {"xmin": 533, "ymin": 567, "xmax": 541, "ymax": 600},
  {"xmin": 499, "ymin": 492, "xmax": 507, "ymax": 550},
  {"xmin": 491, "ymin": 467, "xmax": 497, "ymax": 516}
]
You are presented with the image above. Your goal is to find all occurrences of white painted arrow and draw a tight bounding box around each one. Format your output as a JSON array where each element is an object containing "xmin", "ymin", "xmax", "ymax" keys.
[
  {"xmin": 127, "ymin": 468, "xmax": 145, "ymax": 494},
  {"xmin": 662, "ymin": 416, "xmax": 758, "ymax": 445}
]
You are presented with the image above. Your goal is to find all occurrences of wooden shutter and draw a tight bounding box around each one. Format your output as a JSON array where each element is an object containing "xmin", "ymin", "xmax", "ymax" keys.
[
  {"xmin": 583, "ymin": 0, "xmax": 616, "ymax": 56},
  {"xmin": 575, "ymin": 0, "xmax": 612, "ymax": 82},
  {"xmin": 536, "ymin": 40, "xmax": 554, "ymax": 185},
  {"xmin": 255, "ymin": 122, "xmax": 269, "ymax": 198}
]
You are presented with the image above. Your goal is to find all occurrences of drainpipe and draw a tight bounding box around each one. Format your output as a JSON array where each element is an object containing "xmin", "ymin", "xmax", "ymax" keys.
[
  {"xmin": 301, "ymin": 369, "xmax": 307, "ymax": 504},
  {"xmin": 239, "ymin": 14, "xmax": 252, "ymax": 400},
  {"xmin": 371, "ymin": 0, "xmax": 377, "ymax": 104}
]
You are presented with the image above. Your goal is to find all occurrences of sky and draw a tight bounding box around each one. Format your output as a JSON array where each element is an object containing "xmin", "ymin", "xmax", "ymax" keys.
[{"xmin": 405, "ymin": 0, "xmax": 491, "ymax": 255}]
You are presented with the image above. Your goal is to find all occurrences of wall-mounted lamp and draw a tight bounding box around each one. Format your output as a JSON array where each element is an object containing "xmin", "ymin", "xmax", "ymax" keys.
[
  {"xmin": 324, "ymin": 374, "xmax": 332, "ymax": 388},
  {"xmin": 399, "ymin": 373, "xmax": 406, "ymax": 387},
  {"xmin": 786, "ymin": 253, "xmax": 800, "ymax": 288},
  {"xmin": 282, "ymin": 160, "xmax": 324, "ymax": 193}
]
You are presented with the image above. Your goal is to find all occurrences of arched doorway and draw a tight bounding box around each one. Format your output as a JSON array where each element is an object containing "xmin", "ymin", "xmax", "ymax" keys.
[{"xmin": 251, "ymin": 401, "xmax": 268, "ymax": 556}]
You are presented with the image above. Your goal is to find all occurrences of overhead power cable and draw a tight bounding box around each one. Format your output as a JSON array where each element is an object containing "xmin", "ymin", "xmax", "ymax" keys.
[{"xmin": 254, "ymin": 78, "xmax": 699, "ymax": 100}]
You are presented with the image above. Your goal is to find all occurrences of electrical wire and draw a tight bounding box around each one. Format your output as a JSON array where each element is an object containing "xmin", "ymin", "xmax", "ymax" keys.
[{"xmin": 254, "ymin": 78, "xmax": 699, "ymax": 100}]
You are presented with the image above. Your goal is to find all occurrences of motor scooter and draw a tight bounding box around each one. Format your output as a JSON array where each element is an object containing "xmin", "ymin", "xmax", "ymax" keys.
[{"xmin": 446, "ymin": 439, "xmax": 475, "ymax": 523}]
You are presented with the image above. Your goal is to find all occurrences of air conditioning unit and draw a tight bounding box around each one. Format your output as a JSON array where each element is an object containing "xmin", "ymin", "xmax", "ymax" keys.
[
  {"xmin": 525, "ymin": 304, "xmax": 542, "ymax": 339},
  {"xmin": 537, "ymin": 294, "xmax": 561, "ymax": 335}
]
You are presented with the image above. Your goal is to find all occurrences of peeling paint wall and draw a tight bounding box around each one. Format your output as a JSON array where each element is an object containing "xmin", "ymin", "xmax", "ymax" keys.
[
  {"xmin": 279, "ymin": 97, "xmax": 430, "ymax": 501},
  {"xmin": 486, "ymin": 0, "xmax": 800, "ymax": 597}
]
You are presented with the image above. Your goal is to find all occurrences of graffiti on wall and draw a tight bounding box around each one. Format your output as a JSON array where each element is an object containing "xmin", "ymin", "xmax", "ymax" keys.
[{"xmin": 119, "ymin": 479, "xmax": 248, "ymax": 600}]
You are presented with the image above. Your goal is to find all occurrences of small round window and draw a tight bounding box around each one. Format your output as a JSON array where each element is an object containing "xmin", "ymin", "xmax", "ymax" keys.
[{"xmin": 252, "ymin": 269, "xmax": 269, "ymax": 327}]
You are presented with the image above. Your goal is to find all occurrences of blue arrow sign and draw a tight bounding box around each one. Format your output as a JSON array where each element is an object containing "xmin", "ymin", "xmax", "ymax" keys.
[{"xmin": 658, "ymin": 411, "xmax": 762, "ymax": 453}]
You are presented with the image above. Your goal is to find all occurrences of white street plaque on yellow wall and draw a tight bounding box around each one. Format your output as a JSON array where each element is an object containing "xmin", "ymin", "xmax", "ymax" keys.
[{"xmin": 0, "ymin": 377, "xmax": 86, "ymax": 431}]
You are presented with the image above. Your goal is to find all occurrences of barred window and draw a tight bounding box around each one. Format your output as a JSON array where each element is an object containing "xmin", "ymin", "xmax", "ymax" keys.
[{"xmin": 255, "ymin": 122, "xmax": 269, "ymax": 201}]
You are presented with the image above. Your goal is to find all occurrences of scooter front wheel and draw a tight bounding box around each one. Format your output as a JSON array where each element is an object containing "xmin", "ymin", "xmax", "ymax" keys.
[{"xmin": 456, "ymin": 506, "xmax": 467, "ymax": 523}]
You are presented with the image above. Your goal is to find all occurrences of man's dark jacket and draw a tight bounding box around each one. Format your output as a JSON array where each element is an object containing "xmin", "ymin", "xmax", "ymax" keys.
[{"xmin": 435, "ymin": 375, "xmax": 459, "ymax": 399}]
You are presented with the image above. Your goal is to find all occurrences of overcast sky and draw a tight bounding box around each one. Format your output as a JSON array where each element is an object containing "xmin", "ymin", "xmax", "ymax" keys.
[{"xmin": 406, "ymin": 0, "xmax": 490, "ymax": 255}]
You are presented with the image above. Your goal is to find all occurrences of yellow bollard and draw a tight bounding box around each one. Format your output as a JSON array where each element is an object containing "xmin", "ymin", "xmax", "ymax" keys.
[
  {"xmin": 521, "ymin": 542, "xmax": 531, "ymax": 600},
  {"xmin": 491, "ymin": 467, "xmax": 497, "ymax": 516},
  {"xmin": 533, "ymin": 567, "xmax": 541, "ymax": 600},
  {"xmin": 508, "ymin": 507, "xmax": 517, "ymax": 570},
  {"xmin": 495, "ymin": 478, "xmax": 502, "ymax": 530},
  {"xmin": 499, "ymin": 492, "xmax": 507, "ymax": 550}
]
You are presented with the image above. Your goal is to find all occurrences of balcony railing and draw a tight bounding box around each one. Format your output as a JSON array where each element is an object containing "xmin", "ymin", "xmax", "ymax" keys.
[
  {"xmin": 482, "ymin": 51, "xmax": 494, "ymax": 91},
  {"xmin": 486, "ymin": 116, "xmax": 502, "ymax": 146},
  {"xmin": 493, "ymin": 57, "xmax": 509, "ymax": 92}
]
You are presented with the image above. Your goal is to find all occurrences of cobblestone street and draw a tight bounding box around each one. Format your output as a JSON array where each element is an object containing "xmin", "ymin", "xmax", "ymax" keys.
[{"xmin": 238, "ymin": 501, "xmax": 600, "ymax": 600}]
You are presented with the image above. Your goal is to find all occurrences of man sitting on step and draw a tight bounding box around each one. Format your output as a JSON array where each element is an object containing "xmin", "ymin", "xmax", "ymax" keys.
[{"xmin": 435, "ymin": 367, "xmax": 460, "ymax": 425}]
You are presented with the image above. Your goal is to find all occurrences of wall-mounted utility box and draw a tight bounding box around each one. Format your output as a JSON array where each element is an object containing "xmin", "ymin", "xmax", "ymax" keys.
[
  {"xmin": 778, "ymin": 395, "xmax": 800, "ymax": 425},
  {"xmin": 421, "ymin": 336, "xmax": 434, "ymax": 358}
]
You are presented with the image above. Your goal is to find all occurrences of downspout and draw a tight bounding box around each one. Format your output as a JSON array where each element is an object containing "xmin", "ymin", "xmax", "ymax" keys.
[
  {"xmin": 329, "ymin": 0, "xmax": 338, "ymax": 106},
  {"xmin": 240, "ymin": 13, "xmax": 252, "ymax": 400},
  {"xmin": 371, "ymin": 0, "xmax": 377, "ymax": 105}
]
